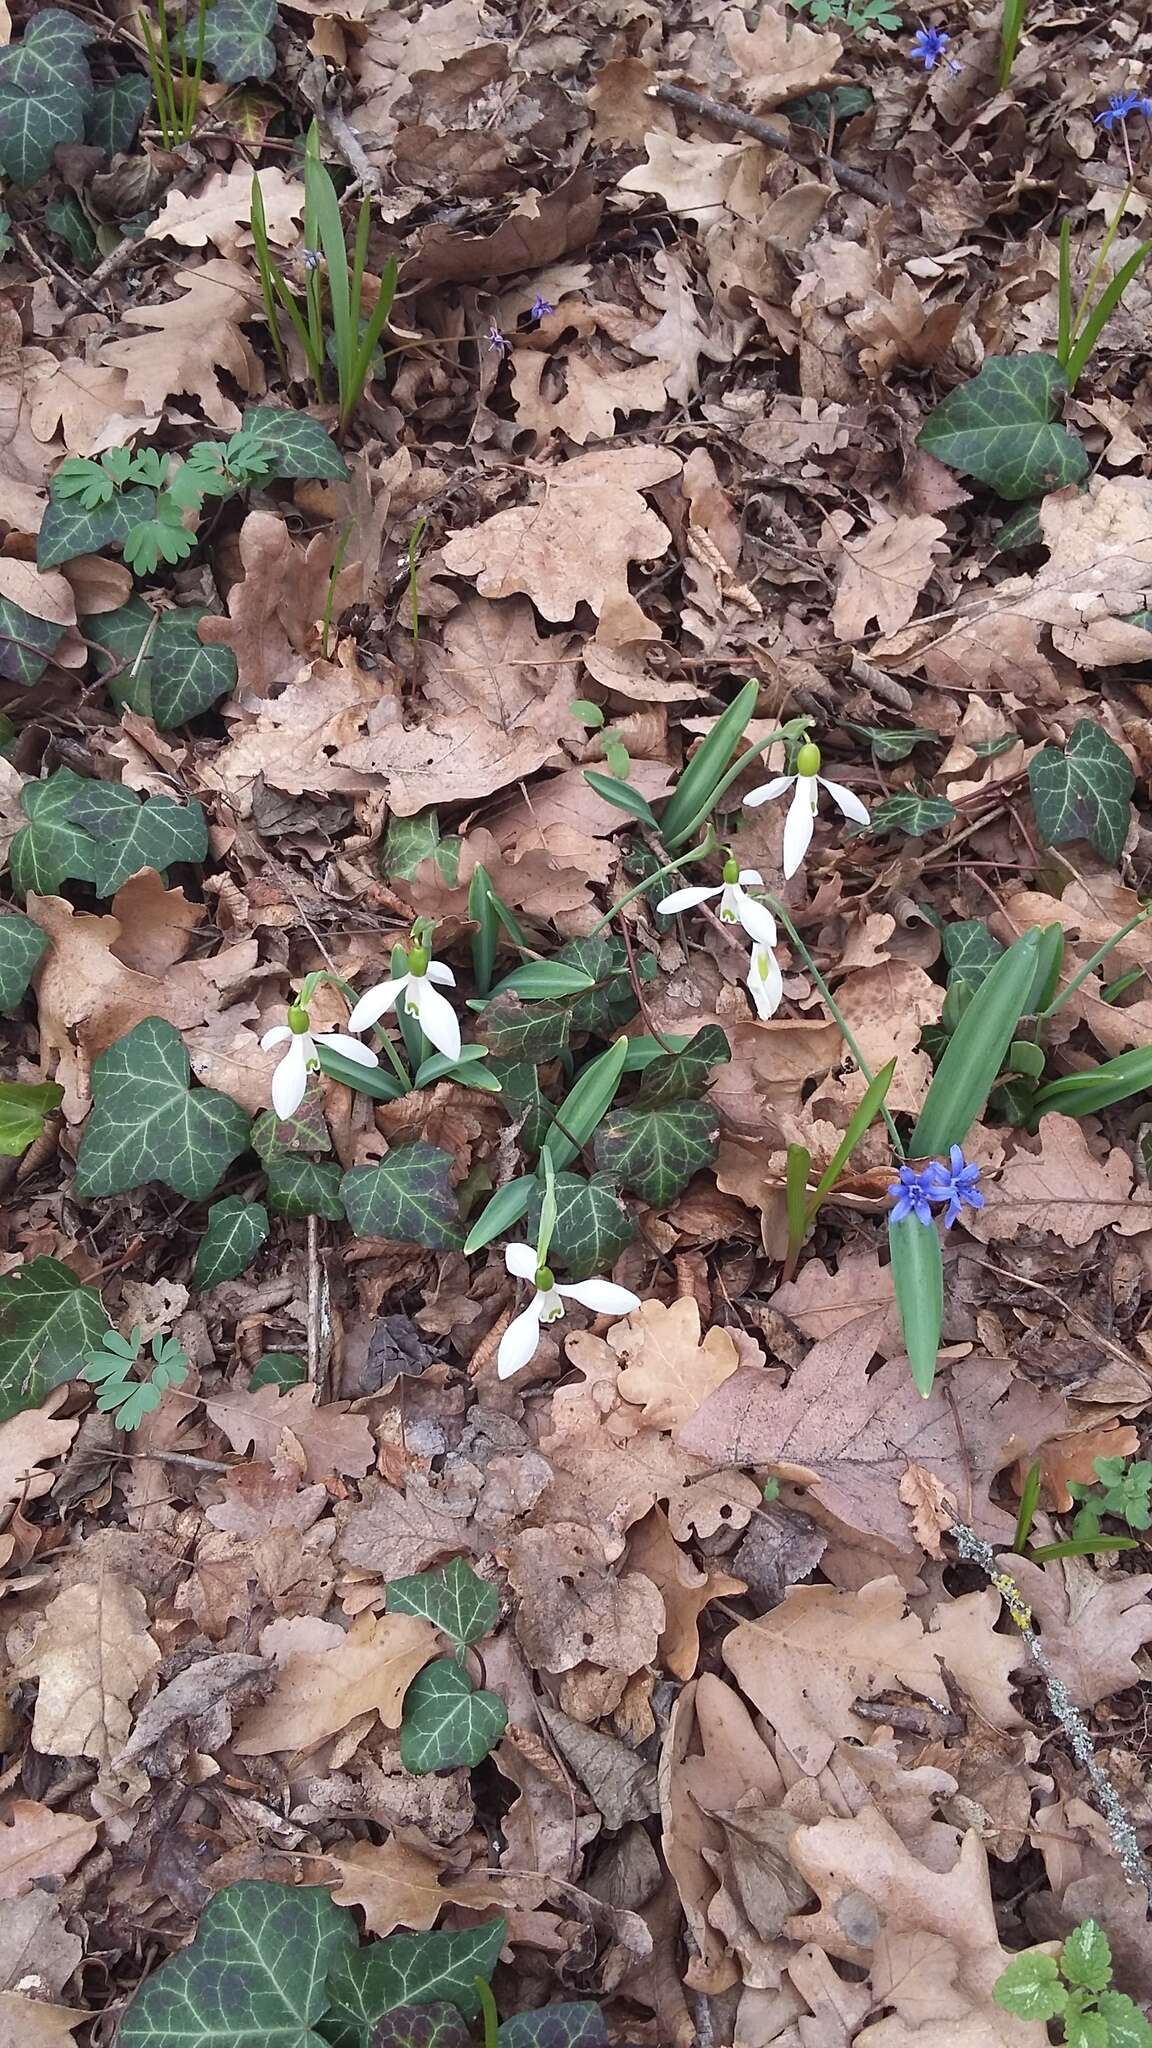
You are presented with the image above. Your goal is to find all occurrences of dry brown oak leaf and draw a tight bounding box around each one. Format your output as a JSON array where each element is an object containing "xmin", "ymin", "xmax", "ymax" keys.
[
  {"xmin": 966, "ymin": 1113, "xmax": 1141, "ymax": 1247},
  {"xmin": 506, "ymin": 1522, "xmax": 665, "ymax": 1676},
  {"xmin": 198, "ymin": 510, "xmax": 340, "ymax": 697},
  {"xmin": 1002, "ymin": 1553, "xmax": 1152, "ymax": 1708},
  {"xmin": 204, "ymin": 1383, "xmax": 374, "ymax": 1485},
  {"xmin": 0, "ymin": 1392, "xmax": 78, "ymax": 1509},
  {"xmin": 98, "ymin": 259, "xmax": 264, "ymax": 432},
  {"xmin": 612, "ymin": 1296, "xmax": 741, "ymax": 1432},
  {"xmin": 830, "ymin": 510, "xmax": 948, "ymax": 642},
  {"xmin": 144, "ymin": 166, "xmax": 304, "ymax": 259},
  {"xmin": 335, "ymin": 1471, "xmax": 477, "ymax": 1580},
  {"xmin": 0, "ymin": 1803, "xmax": 97, "ymax": 1902},
  {"xmin": 234, "ymin": 1611, "xmax": 439, "ymax": 1752},
  {"xmin": 16, "ymin": 1575, "xmax": 160, "ymax": 1771},
  {"xmin": 625, "ymin": 1507, "xmax": 744, "ymax": 1680},
  {"xmin": 0, "ymin": 1997, "xmax": 87, "ymax": 2048},
  {"xmin": 719, "ymin": 2, "xmax": 847, "ymax": 107},
  {"xmin": 439, "ymin": 446, "xmax": 682, "ymax": 646}
]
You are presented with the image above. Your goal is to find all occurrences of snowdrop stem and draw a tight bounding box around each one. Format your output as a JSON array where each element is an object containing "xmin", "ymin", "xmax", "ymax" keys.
[
  {"xmin": 308, "ymin": 966, "xmax": 413, "ymax": 1086},
  {"xmin": 616, "ymin": 910, "xmax": 680, "ymax": 1054},
  {"xmin": 767, "ymin": 897, "xmax": 906, "ymax": 1159},
  {"xmin": 587, "ymin": 828, "xmax": 716, "ymax": 937}
]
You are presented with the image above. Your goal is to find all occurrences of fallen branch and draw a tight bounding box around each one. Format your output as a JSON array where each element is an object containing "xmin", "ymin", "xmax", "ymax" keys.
[{"xmin": 645, "ymin": 80, "xmax": 887, "ymax": 205}]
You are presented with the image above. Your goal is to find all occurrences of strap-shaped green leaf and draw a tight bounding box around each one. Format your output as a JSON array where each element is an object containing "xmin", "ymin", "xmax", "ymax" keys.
[
  {"xmin": 37, "ymin": 485, "xmax": 156, "ymax": 569},
  {"xmin": 119, "ymin": 1881, "xmax": 355, "ymax": 2048},
  {"xmin": 0, "ymin": 9, "xmax": 95, "ymax": 186},
  {"xmin": 240, "ymin": 408, "xmax": 349, "ymax": 480},
  {"xmin": 524, "ymin": 1172, "xmax": 635, "ymax": 1278},
  {"xmin": 888, "ymin": 1211, "xmax": 944, "ymax": 1399},
  {"xmin": 594, "ymin": 1100, "xmax": 718, "ymax": 1207},
  {"xmin": 399, "ymin": 1658, "xmax": 508, "ymax": 1772},
  {"xmin": 0, "ymin": 1255, "xmax": 109, "ymax": 1423},
  {"xmin": 1028, "ymin": 718, "xmax": 1134, "ymax": 864},
  {"xmin": 75, "ymin": 1017, "xmax": 251, "ymax": 1199},
  {"xmin": 341, "ymin": 1143, "xmax": 464, "ymax": 1249},
  {"xmin": 87, "ymin": 597, "xmax": 238, "ymax": 729},
  {"xmin": 0, "ymin": 591, "xmax": 65, "ymax": 685},
  {"xmin": 911, "ymin": 928, "xmax": 1043, "ymax": 1158},
  {"xmin": 193, "ymin": 1197, "xmax": 269, "ymax": 1287},
  {"xmin": 387, "ymin": 1556, "xmax": 499, "ymax": 1649},
  {"xmin": 0, "ymin": 910, "xmax": 48, "ymax": 1010},
  {"xmin": 86, "ymin": 71, "xmax": 150, "ymax": 155},
  {"xmin": 326, "ymin": 1920, "xmax": 506, "ymax": 2028},
  {"xmin": 201, "ymin": 0, "xmax": 278, "ymax": 82},
  {"xmin": 918, "ymin": 353, "xmax": 1089, "ymax": 500}
]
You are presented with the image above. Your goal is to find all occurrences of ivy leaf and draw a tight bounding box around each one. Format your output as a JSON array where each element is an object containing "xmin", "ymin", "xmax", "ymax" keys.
[
  {"xmin": 1028, "ymin": 718, "xmax": 1134, "ymax": 863},
  {"xmin": 387, "ymin": 1557, "xmax": 499, "ymax": 1650},
  {"xmin": 0, "ymin": 910, "xmax": 48, "ymax": 1010},
  {"xmin": 37, "ymin": 486, "xmax": 157, "ymax": 570},
  {"xmin": 0, "ymin": 1255, "xmax": 109, "ymax": 1424},
  {"xmin": 66, "ymin": 782, "xmax": 208, "ymax": 894},
  {"xmin": 993, "ymin": 1952, "xmax": 1067, "ymax": 2022},
  {"xmin": 594, "ymin": 1101, "xmax": 718, "ymax": 1207},
  {"xmin": 0, "ymin": 9, "xmax": 96, "ymax": 188},
  {"xmin": 0, "ymin": 591, "xmax": 65, "ymax": 686},
  {"xmin": 240, "ymin": 408, "xmax": 350, "ymax": 481},
  {"xmin": 86, "ymin": 71, "xmax": 150, "ymax": 155},
  {"xmin": 119, "ymin": 1880, "xmax": 355, "ymax": 2048},
  {"xmin": 382, "ymin": 812, "xmax": 461, "ymax": 886},
  {"xmin": 9, "ymin": 768, "xmax": 103, "ymax": 896},
  {"xmin": 0, "ymin": 1080, "xmax": 63, "ymax": 1157},
  {"xmin": 265, "ymin": 1155, "xmax": 345, "ymax": 1220},
  {"xmin": 525, "ymin": 1172, "xmax": 635, "ymax": 1280},
  {"xmin": 201, "ymin": 0, "xmax": 278, "ymax": 82},
  {"xmin": 45, "ymin": 194, "xmax": 98, "ymax": 271},
  {"xmin": 840, "ymin": 721, "xmax": 936, "ymax": 763},
  {"xmin": 561, "ymin": 934, "xmax": 643, "ymax": 1037},
  {"xmin": 326, "ymin": 1922, "xmax": 506, "ymax": 2032},
  {"xmin": 918, "ymin": 353, "xmax": 1090, "ymax": 501},
  {"xmin": 475, "ymin": 992, "xmax": 573, "ymax": 1062},
  {"xmin": 868, "ymin": 791, "xmax": 958, "ymax": 838},
  {"xmin": 75, "ymin": 1017, "xmax": 251, "ymax": 1200},
  {"xmin": 250, "ymin": 1351, "xmax": 307, "ymax": 1390},
  {"xmin": 373, "ymin": 2009, "xmax": 470, "ymax": 2048},
  {"xmin": 498, "ymin": 2008, "xmax": 607, "ymax": 2048},
  {"xmin": 942, "ymin": 919, "xmax": 1004, "ymax": 993},
  {"xmin": 341, "ymin": 1144, "xmax": 465, "ymax": 1250},
  {"xmin": 399, "ymin": 1658, "xmax": 508, "ymax": 1772},
  {"xmin": 193, "ymin": 1198, "xmax": 269, "ymax": 1288},
  {"xmin": 87, "ymin": 597, "xmax": 238, "ymax": 729},
  {"xmin": 634, "ymin": 1025, "xmax": 730, "ymax": 1106},
  {"xmin": 485, "ymin": 1060, "xmax": 552, "ymax": 1154}
]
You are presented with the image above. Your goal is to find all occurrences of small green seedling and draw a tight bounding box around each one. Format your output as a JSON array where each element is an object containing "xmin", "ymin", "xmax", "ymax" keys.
[
  {"xmin": 789, "ymin": 0, "xmax": 899, "ymax": 30},
  {"xmin": 82, "ymin": 1324, "xmax": 190, "ymax": 1430},
  {"xmin": 141, "ymin": 0, "xmax": 208, "ymax": 147},
  {"xmin": 995, "ymin": 1919, "xmax": 1152, "ymax": 2046},
  {"xmin": 1012, "ymin": 1457, "xmax": 1139, "ymax": 1564},
  {"xmin": 1069, "ymin": 1456, "xmax": 1152, "ymax": 1540}
]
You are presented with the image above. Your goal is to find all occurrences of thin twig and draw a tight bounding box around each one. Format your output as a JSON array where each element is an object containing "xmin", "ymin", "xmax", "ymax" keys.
[
  {"xmin": 646, "ymin": 81, "xmax": 887, "ymax": 205},
  {"xmin": 306, "ymin": 1213, "xmax": 322, "ymax": 1392},
  {"xmin": 298, "ymin": 57, "xmax": 383, "ymax": 197}
]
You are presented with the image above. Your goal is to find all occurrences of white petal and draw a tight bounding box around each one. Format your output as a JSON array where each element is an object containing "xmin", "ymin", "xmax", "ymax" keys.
[
  {"xmin": 557, "ymin": 1278, "xmax": 642, "ymax": 1315},
  {"xmin": 426, "ymin": 960, "xmax": 456, "ymax": 986},
  {"xmin": 271, "ymin": 1035, "xmax": 310, "ymax": 1119},
  {"xmin": 781, "ymin": 776, "xmax": 817, "ymax": 879},
  {"xmin": 742, "ymin": 775, "xmax": 794, "ymax": 808},
  {"xmin": 411, "ymin": 977, "xmax": 461, "ymax": 1062},
  {"xmin": 818, "ymin": 776, "xmax": 871, "ymax": 827},
  {"xmin": 657, "ymin": 884, "xmax": 719, "ymax": 915},
  {"xmin": 315, "ymin": 1032, "xmax": 380, "ymax": 1067},
  {"xmin": 736, "ymin": 869, "xmax": 763, "ymax": 886},
  {"xmin": 747, "ymin": 944, "xmax": 783, "ymax": 1020},
  {"xmin": 505, "ymin": 1242, "xmax": 538, "ymax": 1280},
  {"xmin": 497, "ymin": 1298, "xmax": 545, "ymax": 1378},
  {"xmin": 733, "ymin": 888, "xmax": 778, "ymax": 948},
  {"xmin": 260, "ymin": 1024, "xmax": 292, "ymax": 1051},
  {"xmin": 536, "ymin": 1288, "xmax": 566, "ymax": 1325},
  {"xmin": 347, "ymin": 977, "xmax": 407, "ymax": 1031}
]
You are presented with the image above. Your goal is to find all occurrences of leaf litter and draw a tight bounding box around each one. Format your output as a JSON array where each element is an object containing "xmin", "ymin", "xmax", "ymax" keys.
[{"xmin": 1, "ymin": 0, "xmax": 1152, "ymax": 2044}]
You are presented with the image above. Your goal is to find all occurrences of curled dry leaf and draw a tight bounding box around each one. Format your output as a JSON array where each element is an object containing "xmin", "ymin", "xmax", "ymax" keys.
[
  {"xmin": 612, "ymin": 1296, "xmax": 741, "ymax": 1431},
  {"xmin": 233, "ymin": 1611, "xmax": 440, "ymax": 1752},
  {"xmin": 506, "ymin": 1521, "xmax": 665, "ymax": 1676}
]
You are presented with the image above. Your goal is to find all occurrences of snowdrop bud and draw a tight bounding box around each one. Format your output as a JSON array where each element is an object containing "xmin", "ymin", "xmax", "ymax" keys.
[
  {"xmin": 408, "ymin": 945, "xmax": 429, "ymax": 976},
  {"xmin": 287, "ymin": 1005, "xmax": 310, "ymax": 1033},
  {"xmin": 535, "ymin": 1265, "xmax": 554, "ymax": 1289},
  {"xmin": 722, "ymin": 856, "xmax": 740, "ymax": 884},
  {"xmin": 796, "ymin": 741, "xmax": 821, "ymax": 777}
]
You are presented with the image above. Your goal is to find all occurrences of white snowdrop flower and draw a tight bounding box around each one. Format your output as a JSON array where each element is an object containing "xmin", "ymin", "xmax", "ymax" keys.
[
  {"xmin": 743, "ymin": 740, "xmax": 870, "ymax": 879},
  {"xmin": 261, "ymin": 1004, "xmax": 380, "ymax": 1120},
  {"xmin": 347, "ymin": 943, "xmax": 461, "ymax": 1063},
  {"xmin": 658, "ymin": 858, "xmax": 778, "ymax": 947},
  {"xmin": 746, "ymin": 940, "xmax": 784, "ymax": 1020},
  {"xmin": 498, "ymin": 1242, "xmax": 641, "ymax": 1379}
]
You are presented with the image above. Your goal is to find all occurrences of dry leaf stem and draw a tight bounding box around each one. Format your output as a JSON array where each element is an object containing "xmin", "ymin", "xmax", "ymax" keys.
[{"xmin": 645, "ymin": 82, "xmax": 886, "ymax": 205}]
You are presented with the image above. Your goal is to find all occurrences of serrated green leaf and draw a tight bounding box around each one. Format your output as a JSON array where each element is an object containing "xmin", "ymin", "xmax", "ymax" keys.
[
  {"xmin": 328, "ymin": 1922, "xmax": 506, "ymax": 2034},
  {"xmin": 869, "ymin": 791, "xmax": 958, "ymax": 838},
  {"xmin": 0, "ymin": 910, "xmax": 48, "ymax": 1010},
  {"xmin": 75, "ymin": 1017, "xmax": 251, "ymax": 1200},
  {"xmin": 942, "ymin": 919, "xmax": 1004, "ymax": 993},
  {"xmin": 45, "ymin": 193, "xmax": 98, "ymax": 271},
  {"xmin": 0, "ymin": 10, "xmax": 95, "ymax": 187},
  {"xmin": 399, "ymin": 1658, "xmax": 507, "ymax": 1772},
  {"xmin": 201, "ymin": 0, "xmax": 278, "ymax": 82},
  {"xmin": 497, "ymin": 2006, "xmax": 607, "ymax": 2048},
  {"xmin": 37, "ymin": 485, "xmax": 156, "ymax": 569},
  {"xmin": 1028, "ymin": 718, "xmax": 1134, "ymax": 863},
  {"xmin": 0, "ymin": 592, "xmax": 65, "ymax": 686},
  {"xmin": 0, "ymin": 1255, "xmax": 109, "ymax": 1424},
  {"xmin": 1096, "ymin": 1990, "xmax": 1152, "ymax": 2048},
  {"xmin": 240, "ymin": 407, "xmax": 349, "ymax": 480},
  {"xmin": 265, "ymin": 1154, "xmax": 345, "ymax": 1219},
  {"xmin": 918, "ymin": 354, "xmax": 1090, "ymax": 500},
  {"xmin": 66, "ymin": 781, "xmax": 208, "ymax": 893},
  {"xmin": 119, "ymin": 1881, "xmax": 355, "ymax": 2048},
  {"xmin": 524, "ymin": 1172, "xmax": 635, "ymax": 1279},
  {"xmin": 193, "ymin": 1197, "xmax": 269, "ymax": 1288},
  {"xmin": 0, "ymin": 1080, "xmax": 62, "ymax": 1156},
  {"xmin": 993, "ymin": 1951, "xmax": 1066, "ymax": 2022},
  {"xmin": 87, "ymin": 597, "xmax": 238, "ymax": 729},
  {"xmin": 594, "ymin": 1100, "xmax": 718, "ymax": 1207},
  {"xmin": 634, "ymin": 1025, "xmax": 730, "ymax": 1106},
  {"xmin": 373, "ymin": 2007, "xmax": 471, "ymax": 2048},
  {"xmin": 387, "ymin": 1556, "xmax": 499, "ymax": 1649},
  {"xmin": 86, "ymin": 70, "xmax": 150, "ymax": 155},
  {"xmin": 342, "ymin": 1144, "xmax": 464, "ymax": 1250},
  {"xmin": 1061, "ymin": 1920, "xmax": 1111, "ymax": 1993}
]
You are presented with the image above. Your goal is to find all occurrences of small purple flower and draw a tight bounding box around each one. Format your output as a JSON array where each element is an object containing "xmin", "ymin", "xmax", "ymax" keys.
[
  {"xmin": 909, "ymin": 24, "xmax": 951, "ymax": 69},
  {"xmin": 529, "ymin": 294, "xmax": 555, "ymax": 321},
  {"xmin": 888, "ymin": 1164, "xmax": 939, "ymax": 1227},
  {"xmin": 1094, "ymin": 89, "xmax": 1152, "ymax": 130},
  {"xmin": 925, "ymin": 1144, "xmax": 984, "ymax": 1230},
  {"xmin": 486, "ymin": 319, "xmax": 510, "ymax": 356}
]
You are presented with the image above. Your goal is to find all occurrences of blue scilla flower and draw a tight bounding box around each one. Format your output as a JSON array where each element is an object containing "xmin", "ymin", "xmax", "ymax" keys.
[
  {"xmin": 888, "ymin": 1164, "xmax": 940, "ymax": 1226},
  {"xmin": 925, "ymin": 1144, "xmax": 984, "ymax": 1230},
  {"xmin": 529, "ymin": 294, "xmax": 555, "ymax": 321},
  {"xmin": 1095, "ymin": 90, "xmax": 1152, "ymax": 130},
  {"xmin": 910, "ymin": 24, "xmax": 952, "ymax": 69}
]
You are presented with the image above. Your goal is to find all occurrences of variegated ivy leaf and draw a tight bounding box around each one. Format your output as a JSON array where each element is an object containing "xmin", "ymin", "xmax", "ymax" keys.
[
  {"xmin": 0, "ymin": 910, "xmax": 48, "ymax": 1011},
  {"xmin": 265, "ymin": 1154, "xmax": 345, "ymax": 1219},
  {"xmin": 0, "ymin": 1255, "xmax": 109, "ymax": 1424},
  {"xmin": 87, "ymin": 597, "xmax": 238, "ymax": 730},
  {"xmin": 65, "ymin": 781, "xmax": 208, "ymax": 894},
  {"xmin": 201, "ymin": 0, "xmax": 278, "ymax": 82},
  {"xmin": 593, "ymin": 1100, "xmax": 718, "ymax": 1208},
  {"xmin": 37, "ymin": 485, "xmax": 157, "ymax": 570},
  {"xmin": 1028, "ymin": 717, "xmax": 1134, "ymax": 865},
  {"xmin": 75, "ymin": 1017, "xmax": 251, "ymax": 1200},
  {"xmin": 193, "ymin": 1198, "xmax": 269, "ymax": 1288},
  {"xmin": 374, "ymin": 2008, "xmax": 470, "ymax": 2048},
  {"xmin": 326, "ymin": 1920, "xmax": 506, "ymax": 2030},
  {"xmin": 240, "ymin": 407, "xmax": 349, "ymax": 480},
  {"xmin": 386, "ymin": 1556, "xmax": 499, "ymax": 1650},
  {"xmin": 918, "ymin": 353, "xmax": 1089, "ymax": 501},
  {"xmin": 9, "ymin": 767, "xmax": 103, "ymax": 897},
  {"xmin": 524, "ymin": 1172, "xmax": 635, "ymax": 1279},
  {"xmin": 86, "ymin": 71, "xmax": 150, "ymax": 157},
  {"xmin": 498, "ymin": 2008, "xmax": 607, "ymax": 2048},
  {"xmin": 0, "ymin": 590, "xmax": 66, "ymax": 686},
  {"xmin": 868, "ymin": 791, "xmax": 958, "ymax": 839},
  {"xmin": 0, "ymin": 9, "xmax": 96, "ymax": 188},
  {"xmin": 399, "ymin": 1658, "xmax": 507, "ymax": 1773},
  {"xmin": 341, "ymin": 1143, "xmax": 464, "ymax": 1250}
]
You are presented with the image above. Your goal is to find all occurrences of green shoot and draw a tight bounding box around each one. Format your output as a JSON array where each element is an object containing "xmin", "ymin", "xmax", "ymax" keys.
[
  {"xmin": 140, "ymin": 0, "xmax": 208, "ymax": 148},
  {"xmin": 996, "ymin": 0, "xmax": 1029, "ymax": 92},
  {"xmin": 82, "ymin": 1323, "xmax": 190, "ymax": 1430},
  {"xmin": 782, "ymin": 1059, "xmax": 897, "ymax": 1279},
  {"xmin": 1058, "ymin": 185, "xmax": 1152, "ymax": 389}
]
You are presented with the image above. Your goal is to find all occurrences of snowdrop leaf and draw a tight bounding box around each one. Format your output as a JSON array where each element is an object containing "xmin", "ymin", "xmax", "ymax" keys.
[
  {"xmin": 341, "ymin": 1143, "xmax": 464, "ymax": 1250},
  {"xmin": 399, "ymin": 1658, "xmax": 508, "ymax": 1772},
  {"xmin": 1028, "ymin": 717, "xmax": 1134, "ymax": 864},
  {"xmin": 918, "ymin": 353, "xmax": 1089, "ymax": 500},
  {"xmin": 75, "ymin": 1017, "xmax": 251, "ymax": 1200},
  {"xmin": 193, "ymin": 1198, "xmax": 269, "ymax": 1288}
]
